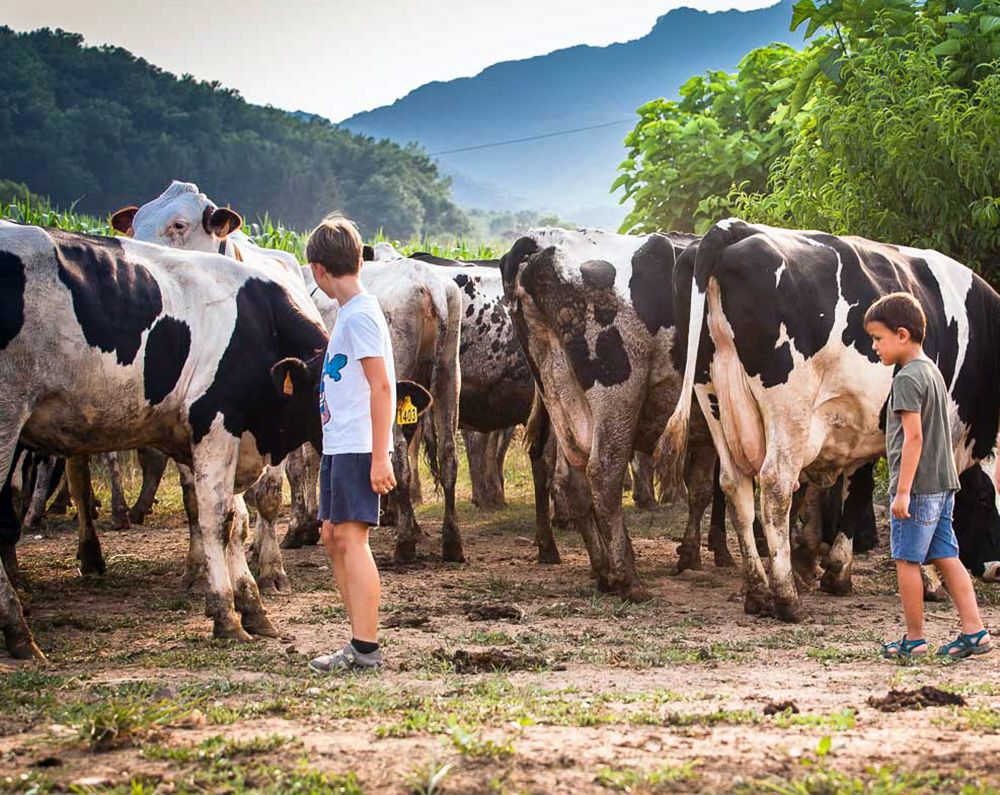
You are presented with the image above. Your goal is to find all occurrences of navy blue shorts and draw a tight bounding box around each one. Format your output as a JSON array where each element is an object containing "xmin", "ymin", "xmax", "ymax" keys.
[
  {"xmin": 318, "ymin": 453, "xmax": 380, "ymax": 526},
  {"xmin": 890, "ymin": 490, "xmax": 959, "ymax": 563}
]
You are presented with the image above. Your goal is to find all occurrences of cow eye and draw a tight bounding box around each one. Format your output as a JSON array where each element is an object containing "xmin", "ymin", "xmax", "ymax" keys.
[{"xmin": 172, "ymin": 221, "xmax": 186, "ymax": 231}]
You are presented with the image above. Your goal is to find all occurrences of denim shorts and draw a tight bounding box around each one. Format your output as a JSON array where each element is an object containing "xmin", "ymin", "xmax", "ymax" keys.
[
  {"xmin": 889, "ymin": 490, "xmax": 959, "ymax": 563},
  {"xmin": 318, "ymin": 453, "xmax": 380, "ymax": 526}
]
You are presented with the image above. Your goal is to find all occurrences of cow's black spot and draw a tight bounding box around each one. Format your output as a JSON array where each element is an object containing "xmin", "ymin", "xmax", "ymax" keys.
[
  {"xmin": 628, "ymin": 234, "xmax": 676, "ymax": 335},
  {"xmin": 490, "ymin": 340, "xmax": 501, "ymax": 353},
  {"xmin": 707, "ymin": 392, "xmax": 720, "ymax": 420},
  {"xmin": 672, "ymin": 241, "xmax": 715, "ymax": 383},
  {"xmin": 189, "ymin": 277, "xmax": 327, "ymax": 460},
  {"xmin": 52, "ymin": 230, "xmax": 162, "ymax": 366},
  {"xmin": 953, "ymin": 464, "xmax": 1000, "ymax": 576},
  {"xmin": 143, "ymin": 316, "xmax": 191, "ymax": 405},
  {"xmin": 820, "ymin": 462, "xmax": 877, "ymax": 552},
  {"xmin": 580, "ymin": 259, "xmax": 616, "ymax": 290},
  {"xmin": 718, "ymin": 232, "xmax": 837, "ymax": 388},
  {"xmin": 594, "ymin": 304, "xmax": 617, "ymax": 327},
  {"xmin": 465, "ymin": 303, "xmax": 475, "ymax": 318},
  {"xmin": 500, "ymin": 237, "xmax": 540, "ymax": 300},
  {"xmin": 0, "ymin": 252, "xmax": 26, "ymax": 350},
  {"xmin": 565, "ymin": 327, "xmax": 632, "ymax": 390}
]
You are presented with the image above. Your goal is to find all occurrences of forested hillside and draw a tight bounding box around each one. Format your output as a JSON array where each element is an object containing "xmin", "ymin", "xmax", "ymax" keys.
[{"xmin": 0, "ymin": 27, "xmax": 469, "ymax": 238}]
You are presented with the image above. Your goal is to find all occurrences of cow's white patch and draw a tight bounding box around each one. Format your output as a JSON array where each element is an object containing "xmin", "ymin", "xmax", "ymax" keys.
[
  {"xmin": 716, "ymin": 217, "xmax": 738, "ymax": 231},
  {"xmin": 898, "ymin": 246, "xmax": 973, "ymax": 392},
  {"xmin": 774, "ymin": 260, "xmax": 786, "ymax": 288}
]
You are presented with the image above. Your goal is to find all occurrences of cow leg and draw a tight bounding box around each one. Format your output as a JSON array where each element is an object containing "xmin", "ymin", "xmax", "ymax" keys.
[
  {"xmin": 391, "ymin": 431, "xmax": 425, "ymax": 563},
  {"xmin": 1, "ymin": 461, "xmax": 25, "ymax": 591},
  {"xmin": 790, "ymin": 484, "xmax": 823, "ymax": 595},
  {"xmin": 248, "ymin": 464, "xmax": 291, "ymax": 594},
  {"xmin": 190, "ymin": 435, "xmax": 259, "ymax": 642},
  {"xmin": 434, "ymin": 397, "xmax": 464, "ymax": 563},
  {"xmin": 128, "ymin": 448, "xmax": 168, "ymax": 525},
  {"xmin": 49, "ymin": 472, "xmax": 71, "ymax": 516},
  {"xmin": 228, "ymin": 493, "xmax": 278, "ymax": 637},
  {"xmin": 494, "ymin": 427, "xmax": 514, "ymax": 503},
  {"xmin": 176, "ymin": 463, "xmax": 206, "ymax": 591},
  {"xmin": 464, "ymin": 430, "xmax": 493, "ymax": 509},
  {"xmin": 922, "ymin": 566, "xmax": 948, "ymax": 602},
  {"xmin": 0, "ymin": 540, "xmax": 41, "ymax": 659},
  {"xmin": 758, "ymin": 454, "xmax": 804, "ymax": 623},
  {"xmin": 22, "ymin": 455, "xmax": 58, "ymax": 531},
  {"xmin": 67, "ymin": 456, "xmax": 105, "ymax": 576},
  {"xmin": 707, "ymin": 461, "xmax": 737, "ymax": 567},
  {"xmin": 529, "ymin": 411, "xmax": 560, "ymax": 564},
  {"xmin": 283, "ymin": 445, "xmax": 321, "ymax": 549},
  {"xmin": 720, "ymin": 469, "xmax": 772, "ymax": 615},
  {"xmin": 630, "ymin": 453, "xmax": 657, "ymax": 512},
  {"xmin": 408, "ymin": 423, "xmax": 424, "ymax": 505},
  {"xmin": 104, "ymin": 452, "xmax": 130, "ymax": 530},
  {"xmin": 676, "ymin": 443, "xmax": 716, "ymax": 573},
  {"xmin": 586, "ymin": 430, "xmax": 646, "ymax": 602},
  {"xmin": 562, "ymin": 465, "xmax": 611, "ymax": 588}
]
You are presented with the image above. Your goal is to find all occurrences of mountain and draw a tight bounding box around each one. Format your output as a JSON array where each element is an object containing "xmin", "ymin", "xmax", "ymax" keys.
[{"xmin": 342, "ymin": 0, "xmax": 802, "ymax": 227}]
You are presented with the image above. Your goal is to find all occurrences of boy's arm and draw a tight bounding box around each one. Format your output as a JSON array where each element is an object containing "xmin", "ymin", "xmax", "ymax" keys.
[
  {"xmin": 892, "ymin": 411, "xmax": 922, "ymax": 519},
  {"xmin": 360, "ymin": 355, "xmax": 396, "ymax": 495}
]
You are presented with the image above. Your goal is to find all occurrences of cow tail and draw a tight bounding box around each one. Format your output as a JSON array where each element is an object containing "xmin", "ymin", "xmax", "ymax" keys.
[{"xmin": 653, "ymin": 219, "xmax": 747, "ymax": 493}]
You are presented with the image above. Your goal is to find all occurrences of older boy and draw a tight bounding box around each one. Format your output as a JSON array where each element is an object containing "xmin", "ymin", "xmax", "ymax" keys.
[
  {"xmin": 305, "ymin": 216, "xmax": 396, "ymax": 673},
  {"xmin": 865, "ymin": 292, "xmax": 991, "ymax": 659}
]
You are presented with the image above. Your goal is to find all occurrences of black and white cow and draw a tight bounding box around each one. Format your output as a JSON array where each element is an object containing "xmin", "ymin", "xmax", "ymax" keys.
[
  {"xmin": 408, "ymin": 251, "xmax": 562, "ymax": 563},
  {"xmin": 658, "ymin": 219, "xmax": 1000, "ymax": 621},
  {"xmin": 500, "ymin": 228, "xmax": 730, "ymax": 599},
  {"xmin": 0, "ymin": 221, "xmax": 420, "ymax": 659}
]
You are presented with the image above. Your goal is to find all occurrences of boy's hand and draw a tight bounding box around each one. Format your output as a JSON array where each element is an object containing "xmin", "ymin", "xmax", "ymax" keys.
[
  {"xmin": 371, "ymin": 453, "xmax": 396, "ymax": 496},
  {"xmin": 891, "ymin": 491, "xmax": 911, "ymax": 519}
]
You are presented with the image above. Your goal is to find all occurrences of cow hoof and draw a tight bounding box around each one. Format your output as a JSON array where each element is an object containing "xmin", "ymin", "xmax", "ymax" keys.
[
  {"xmin": 240, "ymin": 611, "xmax": 279, "ymax": 638},
  {"xmin": 5, "ymin": 632, "xmax": 46, "ymax": 662},
  {"xmin": 393, "ymin": 540, "xmax": 418, "ymax": 564},
  {"xmin": 442, "ymin": 545, "xmax": 466, "ymax": 564},
  {"xmin": 924, "ymin": 585, "xmax": 948, "ymax": 603},
  {"xmin": 257, "ymin": 572, "xmax": 292, "ymax": 595},
  {"xmin": 213, "ymin": 622, "xmax": 254, "ymax": 643},
  {"xmin": 110, "ymin": 514, "xmax": 131, "ymax": 531},
  {"xmin": 713, "ymin": 547, "xmax": 737, "ymax": 568},
  {"xmin": 281, "ymin": 522, "xmax": 321, "ymax": 549},
  {"xmin": 127, "ymin": 507, "xmax": 149, "ymax": 525},
  {"xmin": 773, "ymin": 597, "xmax": 806, "ymax": 623},
  {"xmin": 181, "ymin": 569, "xmax": 207, "ymax": 593},
  {"xmin": 743, "ymin": 592, "xmax": 771, "ymax": 616},
  {"xmin": 674, "ymin": 544, "xmax": 702, "ymax": 573},
  {"xmin": 77, "ymin": 544, "xmax": 106, "ymax": 577},
  {"xmin": 820, "ymin": 571, "xmax": 853, "ymax": 596},
  {"xmin": 620, "ymin": 582, "xmax": 653, "ymax": 603},
  {"xmin": 536, "ymin": 546, "xmax": 561, "ymax": 565}
]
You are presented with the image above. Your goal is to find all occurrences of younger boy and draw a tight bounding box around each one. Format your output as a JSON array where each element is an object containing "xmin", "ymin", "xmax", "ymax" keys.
[
  {"xmin": 305, "ymin": 216, "xmax": 396, "ymax": 673},
  {"xmin": 864, "ymin": 292, "xmax": 991, "ymax": 659}
]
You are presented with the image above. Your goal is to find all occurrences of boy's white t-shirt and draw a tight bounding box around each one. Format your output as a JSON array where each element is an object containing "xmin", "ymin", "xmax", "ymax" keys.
[{"xmin": 319, "ymin": 290, "xmax": 396, "ymax": 455}]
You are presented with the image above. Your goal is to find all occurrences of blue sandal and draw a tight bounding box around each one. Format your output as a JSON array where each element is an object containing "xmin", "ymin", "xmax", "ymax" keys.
[
  {"xmin": 936, "ymin": 629, "xmax": 992, "ymax": 660},
  {"xmin": 882, "ymin": 635, "xmax": 928, "ymax": 659}
]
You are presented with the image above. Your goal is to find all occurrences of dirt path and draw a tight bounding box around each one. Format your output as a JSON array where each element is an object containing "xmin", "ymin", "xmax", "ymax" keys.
[{"xmin": 1, "ymin": 459, "xmax": 998, "ymax": 794}]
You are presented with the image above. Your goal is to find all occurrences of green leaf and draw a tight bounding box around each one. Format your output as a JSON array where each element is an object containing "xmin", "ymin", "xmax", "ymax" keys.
[
  {"xmin": 930, "ymin": 37, "xmax": 962, "ymax": 56},
  {"xmin": 817, "ymin": 735, "xmax": 832, "ymax": 758},
  {"xmin": 979, "ymin": 15, "xmax": 1000, "ymax": 34},
  {"xmin": 790, "ymin": 0, "xmax": 818, "ymax": 31}
]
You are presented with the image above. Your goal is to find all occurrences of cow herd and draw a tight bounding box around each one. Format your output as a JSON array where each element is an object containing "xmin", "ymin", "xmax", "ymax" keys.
[{"xmin": 1, "ymin": 182, "xmax": 999, "ymax": 662}]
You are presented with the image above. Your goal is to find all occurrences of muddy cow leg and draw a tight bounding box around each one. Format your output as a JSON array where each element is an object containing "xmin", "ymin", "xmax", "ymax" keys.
[
  {"xmin": 434, "ymin": 395, "xmax": 464, "ymax": 564},
  {"xmin": 22, "ymin": 455, "xmax": 58, "ymax": 531},
  {"xmin": 67, "ymin": 456, "xmax": 104, "ymax": 576},
  {"xmin": 676, "ymin": 439, "xmax": 716, "ymax": 573},
  {"xmin": 493, "ymin": 427, "xmax": 514, "ymax": 504},
  {"xmin": 128, "ymin": 448, "xmax": 169, "ymax": 525},
  {"xmin": 49, "ymin": 471, "xmax": 71, "ymax": 516},
  {"xmin": 707, "ymin": 460, "xmax": 737, "ymax": 567},
  {"xmin": 248, "ymin": 464, "xmax": 291, "ymax": 594},
  {"xmin": 391, "ymin": 428, "xmax": 425, "ymax": 563},
  {"xmin": 464, "ymin": 430, "xmax": 491, "ymax": 509},
  {"xmin": 790, "ymin": 484, "xmax": 824, "ymax": 595},
  {"xmin": 562, "ymin": 464, "xmax": 610, "ymax": 588},
  {"xmin": 190, "ymin": 432, "xmax": 262, "ymax": 642},
  {"xmin": 529, "ymin": 407, "xmax": 560, "ymax": 564},
  {"xmin": 408, "ymin": 423, "xmax": 424, "ymax": 506},
  {"xmin": 0, "ymin": 542, "xmax": 41, "ymax": 660},
  {"xmin": 176, "ymin": 463, "xmax": 206, "ymax": 592},
  {"xmin": 758, "ymin": 445, "xmax": 806, "ymax": 623},
  {"xmin": 104, "ymin": 452, "xmax": 130, "ymax": 530},
  {"xmin": 1, "ymin": 461, "xmax": 26, "ymax": 592},
  {"xmin": 630, "ymin": 452, "xmax": 657, "ymax": 512},
  {"xmin": 283, "ymin": 445, "xmax": 321, "ymax": 549}
]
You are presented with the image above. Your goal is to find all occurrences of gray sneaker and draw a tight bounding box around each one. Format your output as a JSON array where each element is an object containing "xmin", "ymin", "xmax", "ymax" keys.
[{"xmin": 308, "ymin": 642, "xmax": 384, "ymax": 673}]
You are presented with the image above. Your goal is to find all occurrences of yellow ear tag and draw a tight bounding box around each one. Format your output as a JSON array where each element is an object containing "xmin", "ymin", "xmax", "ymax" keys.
[
  {"xmin": 396, "ymin": 395, "xmax": 418, "ymax": 426},
  {"xmin": 283, "ymin": 371, "xmax": 294, "ymax": 396}
]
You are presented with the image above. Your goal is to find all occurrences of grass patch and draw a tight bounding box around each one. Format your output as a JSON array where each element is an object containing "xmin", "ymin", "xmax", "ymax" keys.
[
  {"xmin": 596, "ymin": 761, "xmax": 699, "ymax": 792},
  {"xmin": 773, "ymin": 708, "xmax": 856, "ymax": 731},
  {"xmin": 445, "ymin": 720, "xmax": 515, "ymax": 759},
  {"xmin": 734, "ymin": 765, "xmax": 997, "ymax": 794}
]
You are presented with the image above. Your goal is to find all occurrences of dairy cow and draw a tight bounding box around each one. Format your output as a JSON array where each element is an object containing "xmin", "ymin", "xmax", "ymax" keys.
[
  {"xmin": 659, "ymin": 219, "xmax": 1000, "ymax": 621},
  {"xmin": 500, "ymin": 228, "xmax": 729, "ymax": 599}
]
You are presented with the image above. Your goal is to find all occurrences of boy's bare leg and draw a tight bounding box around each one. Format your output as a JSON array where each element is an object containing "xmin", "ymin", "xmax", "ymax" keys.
[
  {"xmin": 321, "ymin": 520, "xmax": 380, "ymax": 643},
  {"xmin": 897, "ymin": 560, "xmax": 928, "ymax": 649},
  {"xmin": 933, "ymin": 556, "xmax": 987, "ymax": 636}
]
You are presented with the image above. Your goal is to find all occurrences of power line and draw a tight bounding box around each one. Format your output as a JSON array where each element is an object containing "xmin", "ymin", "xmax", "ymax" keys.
[{"xmin": 428, "ymin": 118, "xmax": 634, "ymax": 156}]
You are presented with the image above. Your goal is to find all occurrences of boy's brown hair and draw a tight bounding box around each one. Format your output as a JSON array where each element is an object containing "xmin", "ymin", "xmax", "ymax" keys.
[
  {"xmin": 306, "ymin": 215, "xmax": 363, "ymax": 277},
  {"xmin": 864, "ymin": 291, "xmax": 927, "ymax": 343}
]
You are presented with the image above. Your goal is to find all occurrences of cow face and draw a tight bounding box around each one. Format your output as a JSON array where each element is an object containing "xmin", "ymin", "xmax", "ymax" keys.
[
  {"xmin": 112, "ymin": 181, "xmax": 242, "ymax": 252},
  {"xmin": 271, "ymin": 354, "xmax": 325, "ymax": 453}
]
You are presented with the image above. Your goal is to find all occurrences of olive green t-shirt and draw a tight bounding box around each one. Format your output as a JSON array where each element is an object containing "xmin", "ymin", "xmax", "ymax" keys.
[{"xmin": 886, "ymin": 357, "xmax": 959, "ymax": 495}]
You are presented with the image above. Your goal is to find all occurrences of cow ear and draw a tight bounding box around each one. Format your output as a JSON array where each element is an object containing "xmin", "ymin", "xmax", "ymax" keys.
[
  {"xmin": 202, "ymin": 206, "xmax": 243, "ymax": 238},
  {"xmin": 110, "ymin": 206, "xmax": 138, "ymax": 236},
  {"xmin": 362, "ymin": 244, "xmax": 375, "ymax": 262},
  {"xmin": 270, "ymin": 357, "xmax": 310, "ymax": 398},
  {"xmin": 396, "ymin": 380, "xmax": 433, "ymax": 417}
]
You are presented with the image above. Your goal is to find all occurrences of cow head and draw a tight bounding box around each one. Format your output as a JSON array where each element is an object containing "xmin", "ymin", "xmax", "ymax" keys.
[
  {"xmin": 270, "ymin": 354, "xmax": 325, "ymax": 453},
  {"xmin": 111, "ymin": 181, "xmax": 242, "ymax": 252}
]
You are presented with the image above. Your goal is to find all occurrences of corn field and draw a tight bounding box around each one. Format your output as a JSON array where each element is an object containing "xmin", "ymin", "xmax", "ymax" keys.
[{"xmin": 0, "ymin": 198, "xmax": 504, "ymax": 261}]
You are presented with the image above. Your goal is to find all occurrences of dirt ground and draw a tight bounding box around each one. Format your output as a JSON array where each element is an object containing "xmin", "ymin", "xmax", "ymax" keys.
[{"xmin": 1, "ymin": 448, "xmax": 998, "ymax": 795}]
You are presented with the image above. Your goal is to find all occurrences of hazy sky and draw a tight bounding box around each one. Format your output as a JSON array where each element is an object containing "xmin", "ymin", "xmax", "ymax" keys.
[{"xmin": 3, "ymin": 0, "xmax": 776, "ymax": 121}]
